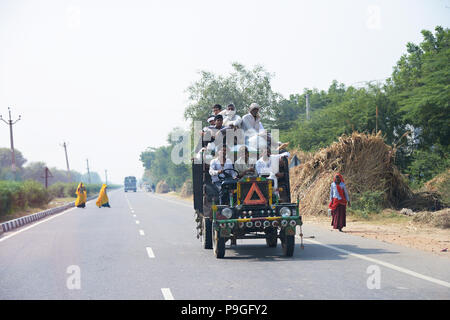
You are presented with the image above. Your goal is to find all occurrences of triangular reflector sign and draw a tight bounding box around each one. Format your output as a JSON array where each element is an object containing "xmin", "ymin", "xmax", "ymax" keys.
[{"xmin": 243, "ymin": 182, "xmax": 267, "ymax": 205}]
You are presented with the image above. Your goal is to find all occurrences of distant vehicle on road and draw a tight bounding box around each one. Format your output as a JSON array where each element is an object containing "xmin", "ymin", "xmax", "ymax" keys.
[{"xmin": 124, "ymin": 176, "xmax": 137, "ymax": 192}]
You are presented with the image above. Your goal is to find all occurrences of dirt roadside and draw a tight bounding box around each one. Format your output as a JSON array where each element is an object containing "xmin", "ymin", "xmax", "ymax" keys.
[
  {"xmin": 158, "ymin": 192, "xmax": 449, "ymax": 258},
  {"xmin": 304, "ymin": 213, "xmax": 449, "ymax": 258},
  {"xmin": 0, "ymin": 197, "xmax": 76, "ymax": 223}
]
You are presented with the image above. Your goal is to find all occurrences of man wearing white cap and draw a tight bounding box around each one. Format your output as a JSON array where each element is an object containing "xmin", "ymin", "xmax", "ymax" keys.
[{"xmin": 242, "ymin": 103, "xmax": 265, "ymax": 134}]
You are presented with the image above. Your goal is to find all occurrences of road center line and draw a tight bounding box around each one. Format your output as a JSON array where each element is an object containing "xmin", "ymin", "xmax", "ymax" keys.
[
  {"xmin": 161, "ymin": 288, "xmax": 174, "ymax": 300},
  {"xmin": 301, "ymin": 237, "xmax": 450, "ymax": 288},
  {"xmin": 139, "ymin": 230, "xmax": 145, "ymax": 236},
  {"xmin": 146, "ymin": 193, "xmax": 192, "ymax": 208},
  {"xmin": 146, "ymin": 247, "xmax": 155, "ymax": 258},
  {"xmin": 135, "ymin": 220, "xmax": 140, "ymax": 224}
]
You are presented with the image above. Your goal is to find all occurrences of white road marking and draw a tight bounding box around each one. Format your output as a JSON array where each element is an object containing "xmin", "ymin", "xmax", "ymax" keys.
[
  {"xmin": 146, "ymin": 247, "xmax": 155, "ymax": 258},
  {"xmin": 133, "ymin": 214, "xmax": 136, "ymax": 218},
  {"xmin": 147, "ymin": 193, "xmax": 192, "ymax": 208},
  {"xmin": 135, "ymin": 220, "xmax": 140, "ymax": 225},
  {"xmin": 301, "ymin": 237, "xmax": 450, "ymax": 289},
  {"xmin": 139, "ymin": 230, "xmax": 145, "ymax": 236},
  {"xmin": 161, "ymin": 288, "xmax": 174, "ymax": 300}
]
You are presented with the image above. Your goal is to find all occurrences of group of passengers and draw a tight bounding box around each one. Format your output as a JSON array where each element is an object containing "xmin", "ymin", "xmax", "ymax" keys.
[{"xmin": 198, "ymin": 102, "xmax": 290, "ymax": 196}]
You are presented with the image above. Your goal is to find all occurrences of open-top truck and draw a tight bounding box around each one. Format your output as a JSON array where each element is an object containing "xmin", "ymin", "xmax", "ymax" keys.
[{"xmin": 192, "ymin": 145, "xmax": 303, "ymax": 259}]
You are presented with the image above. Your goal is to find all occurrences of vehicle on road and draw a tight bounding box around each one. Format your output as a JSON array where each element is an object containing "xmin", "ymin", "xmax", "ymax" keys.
[
  {"xmin": 124, "ymin": 176, "xmax": 137, "ymax": 192},
  {"xmin": 192, "ymin": 142, "xmax": 302, "ymax": 259}
]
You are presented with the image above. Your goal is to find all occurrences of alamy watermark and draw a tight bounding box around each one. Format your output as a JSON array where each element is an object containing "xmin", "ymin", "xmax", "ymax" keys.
[
  {"xmin": 366, "ymin": 265, "xmax": 381, "ymax": 289},
  {"xmin": 66, "ymin": 265, "xmax": 81, "ymax": 290}
]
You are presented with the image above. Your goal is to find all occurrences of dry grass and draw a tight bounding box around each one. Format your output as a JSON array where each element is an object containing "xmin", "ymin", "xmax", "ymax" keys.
[
  {"xmin": 180, "ymin": 180, "xmax": 193, "ymax": 198},
  {"xmin": 0, "ymin": 197, "xmax": 76, "ymax": 223},
  {"xmin": 156, "ymin": 180, "xmax": 169, "ymax": 194},
  {"xmin": 289, "ymin": 132, "xmax": 413, "ymax": 215}
]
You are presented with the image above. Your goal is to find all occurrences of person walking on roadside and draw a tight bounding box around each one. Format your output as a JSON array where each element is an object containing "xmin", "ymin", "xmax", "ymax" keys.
[
  {"xmin": 329, "ymin": 173, "xmax": 350, "ymax": 232},
  {"xmin": 96, "ymin": 184, "xmax": 111, "ymax": 208},
  {"xmin": 75, "ymin": 182, "xmax": 87, "ymax": 208}
]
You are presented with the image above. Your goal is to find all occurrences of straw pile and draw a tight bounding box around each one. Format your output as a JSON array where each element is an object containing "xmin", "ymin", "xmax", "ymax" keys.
[
  {"xmin": 290, "ymin": 132, "xmax": 413, "ymax": 215},
  {"xmin": 180, "ymin": 180, "xmax": 193, "ymax": 198},
  {"xmin": 156, "ymin": 180, "xmax": 169, "ymax": 194}
]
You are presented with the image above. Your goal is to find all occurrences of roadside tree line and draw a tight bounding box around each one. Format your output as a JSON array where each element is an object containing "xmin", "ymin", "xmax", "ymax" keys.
[{"xmin": 140, "ymin": 26, "xmax": 449, "ymax": 191}]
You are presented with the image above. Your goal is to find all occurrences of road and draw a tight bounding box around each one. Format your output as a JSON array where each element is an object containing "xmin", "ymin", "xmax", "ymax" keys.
[{"xmin": 0, "ymin": 189, "xmax": 449, "ymax": 300}]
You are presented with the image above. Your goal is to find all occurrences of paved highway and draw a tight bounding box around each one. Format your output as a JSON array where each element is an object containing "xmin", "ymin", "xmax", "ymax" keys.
[{"xmin": 0, "ymin": 189, "xmax": 449, "ymax": 299}]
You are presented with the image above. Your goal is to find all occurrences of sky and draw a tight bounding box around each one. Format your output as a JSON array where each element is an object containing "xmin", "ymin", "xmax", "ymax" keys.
[{"xmin": 0, "ymin": 0, "xmax": 449, "ymax": 184}]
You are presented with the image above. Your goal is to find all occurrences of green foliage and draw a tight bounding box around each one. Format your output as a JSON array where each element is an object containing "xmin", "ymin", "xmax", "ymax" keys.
[
  {"xmin": 388, "ymin": 26, "xmax": 450, "ymax": 148},
  {"xmin": 0, "ymin": 181, "xmax": 23, "ymax": 214},
  {"xmin": 0, "ymin": 180, "xmax": 48, "ymax": 216},
  {"xmin": 184, "ymin": 62, "xmax": 282, "ymax": 126},
  {"xmin": 0, "ymin": 181, "xmax": 114, "ymax": 217},
  {"xmin": 22, "ymin": 180, "xmax": 50, "ymax": 207},
  {"xmin": 406, "ymin": 148, "xmax": 450, "ymax": 188},
  {"xmin": 140, "ymin": 127, "xmax": 191, "ymax": 191},
  {"xmin": 283, "ymin": 84, "xmax": 403, "ymax": 151},
  {"xmin": 349, "ymin": 190, "xmax": 385, "ymax": 219}
]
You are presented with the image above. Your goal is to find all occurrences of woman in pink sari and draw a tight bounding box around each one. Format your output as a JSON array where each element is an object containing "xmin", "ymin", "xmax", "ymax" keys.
[{"xmin": 329, "ymin": 173, "xmax": 351, "ymax": 232}]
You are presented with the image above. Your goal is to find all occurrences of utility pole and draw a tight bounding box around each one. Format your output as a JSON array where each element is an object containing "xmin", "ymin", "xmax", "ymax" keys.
[
  {"xmin": 305, "ymin": 94, "xmax": 310, "ymax": 120},
  {"xmin": 0, "ymin": 107, "xmax": 21, "ymax": 180},
  {"xmin": 86, "ymin": 159, "xmax": 91, "ymax": 184},
  {"xmin": 41, "ymin": 167, "xmax": 53, "ymax": 188},
  {"xmin": 61, "ymin": 142, "xmax": 71, "ymax": 182},
  {"xmin": 105, "ymin": 169, "xmax": 108, "ymax": 185}
]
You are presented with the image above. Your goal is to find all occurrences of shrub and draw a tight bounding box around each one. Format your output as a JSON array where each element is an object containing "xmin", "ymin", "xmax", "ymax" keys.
[
  {"xmin": 22, "ymin": 180, "xmax": 49, "ymax": 207},
  {"xmin": 349, "ymin": 190, "xmax": 385, "ymax": 218},
  {"xmin": 0, "ymin": 181, "xmax": 23, "ymax": 215},
  {"xmin": 48, "ymin": 182, "xmax": 67, "ymax": 198}
]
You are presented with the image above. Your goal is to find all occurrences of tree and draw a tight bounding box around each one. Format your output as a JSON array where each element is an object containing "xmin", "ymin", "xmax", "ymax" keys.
[
  {"xmin": 387, "ymin": 26, "xmax": 450, "ymax": 149},
  {"xmin": 140, "ymin": 128, "xmax": 191, "ymax": 190},
  {"xmin": 184, "ymin": 62, "xmax": 282, "ymax": 128}
]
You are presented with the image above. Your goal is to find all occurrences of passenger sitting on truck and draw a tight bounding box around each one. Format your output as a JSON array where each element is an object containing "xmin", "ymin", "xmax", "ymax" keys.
[
  {"xmin": 209, "ymin": 145, "xmax": 236, "ymax": 191},
  {"xmin": 242, "ymin": 103, "xmax": 265, "ymax": 135},
  {"xmin": 212, "ymin": 104, "xmax": 227, "ymax": 116},
  {"xmin": 223, "ymin": 103, "xmax": 242, "ymax": 129},
  {"xmin": 202, "ymin": 116, "xmax": 215, "ymax": 131},
  {"xmin": 196, "ymin": 114, "xmax": 227, "ymax": 155},
  {"xmin": 255, "ymin": 146, "xmax": 290, "ymax": 194},
  {"xmin": 205, "ymin": 114, "xmax": 232, "ymax": 146},
  {"xmin": 235, "ymin": 146, "xmax": 256, "ymax": 178}
]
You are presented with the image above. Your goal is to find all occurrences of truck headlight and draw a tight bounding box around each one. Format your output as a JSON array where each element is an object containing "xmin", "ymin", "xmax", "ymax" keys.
[
  {"xmin": 222, "ymin": 208, "xmax": 233, "ymax": 219},
  {"xmin": 280, "ymin": 207, "xmax": 291, "ymax": 217}
]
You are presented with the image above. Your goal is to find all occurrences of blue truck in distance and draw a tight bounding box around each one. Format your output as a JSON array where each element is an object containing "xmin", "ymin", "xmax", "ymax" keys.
[{"xmin": 124, "ymin": 176, "xmax": 137, "ymax": 192}]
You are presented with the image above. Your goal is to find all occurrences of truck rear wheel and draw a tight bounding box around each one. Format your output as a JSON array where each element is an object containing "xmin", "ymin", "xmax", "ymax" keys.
[
  {"xmin": 213, "ymin": 229, "xmax": 225, "ymax": 259},
  {"xmin": 202, "ymin": 217, "xmax": 212, "ymax": 249}
]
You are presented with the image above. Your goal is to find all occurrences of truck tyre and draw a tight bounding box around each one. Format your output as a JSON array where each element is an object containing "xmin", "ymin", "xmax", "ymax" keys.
[
  {"xmin": 281, "ymin": 230, "xmax": 295, "ymax": 257},
  {"xmin": 202, "ymin": 217, "xmax": 212, "ymax": 249},
  {"xmin": 213, "ymin": 229, "xmax": 225, "ymax": 259},
  {"xmin": 266, "ymin": 228, "xmax": 278, "ymax": 248}
]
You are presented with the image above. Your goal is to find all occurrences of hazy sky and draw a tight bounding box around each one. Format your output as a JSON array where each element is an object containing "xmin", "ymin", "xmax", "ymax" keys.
[{"xmin": 0, "ymin": 0, "xmax": 448, "ymax": 184}]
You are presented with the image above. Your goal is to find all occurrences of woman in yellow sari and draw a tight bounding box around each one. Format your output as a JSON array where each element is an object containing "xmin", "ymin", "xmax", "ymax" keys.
[
  {"xmin": 75, "ymin": 182, "xmax": 87, "ymax": 208},
  {"xmin": 96, "ymin": 184, "xmax": 111, "ymax": 208}
]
